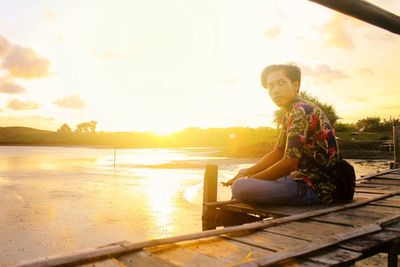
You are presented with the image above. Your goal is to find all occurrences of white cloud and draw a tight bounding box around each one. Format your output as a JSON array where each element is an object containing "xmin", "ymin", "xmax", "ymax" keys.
[
  {"xmin": 0, "ymin": 81, "xmax": 26, "ymax": 94},
  {"xmin": 3, "ymin": 45, "xmax": 50, "ymax": 79},
  {"xmin": 53, "ymin": 94, "xmax": 85, "ymax": 109},
  {"xmin": 7, "ymin": 99, "xmax": 40, "ymax": 110},
  {"xmin": 303, "ymin": 64, "xmax": 349, "ymax": 84}
]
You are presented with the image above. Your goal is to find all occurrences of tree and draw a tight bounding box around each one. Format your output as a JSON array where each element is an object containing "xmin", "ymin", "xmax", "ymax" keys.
[
  {"xmin": 356, "ymin": 117, "xmax": 381, "ymax": 131},
  {"xmin": 273, "ymin": 91, "xmax": 339, "ymax": 127},
  {"xmin": 57, "ymin": 123, "xmax": 72, "ymax": 133},
  {"xmin": 75, "ymin": 121, "xmax": 97, "ymax": 133}
]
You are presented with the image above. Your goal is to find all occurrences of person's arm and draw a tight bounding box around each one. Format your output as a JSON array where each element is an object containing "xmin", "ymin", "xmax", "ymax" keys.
[
  {"xmin": 221, "ymin": 147, "xmax": 284, "ymax": 186},
  {"xmin": 240, "ymin": 147, "xmax": 284, "ymax": 176},
  {"xmin": 250, "ymin": 105, "xmax": 308, "ymax": 181},
  {"xmin": 249, "ymin": 157, "xmax": 298, "ymax": 180}
]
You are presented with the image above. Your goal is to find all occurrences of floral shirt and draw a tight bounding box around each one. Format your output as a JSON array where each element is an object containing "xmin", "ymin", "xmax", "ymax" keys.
[{"xmin": 276, "ymin": 97, "xmax": 340, "ymax": 203}]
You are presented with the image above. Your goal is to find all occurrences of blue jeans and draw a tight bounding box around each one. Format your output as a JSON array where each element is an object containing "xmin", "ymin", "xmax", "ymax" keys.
[{"xmin": 231, "ymin": 176, "xmax": 321, "ymax": 205}]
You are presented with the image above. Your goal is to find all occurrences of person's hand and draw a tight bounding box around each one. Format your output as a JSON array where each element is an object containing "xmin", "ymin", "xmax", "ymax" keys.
[{"xmin": 221, "ymin": 168, "xmax": 248, "ymax": 187}]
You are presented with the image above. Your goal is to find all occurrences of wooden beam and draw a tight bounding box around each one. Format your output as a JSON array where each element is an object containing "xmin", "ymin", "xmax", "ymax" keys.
[{"xmin": 308, "ymin": 0, "xmax": 400, "ymax": 35}]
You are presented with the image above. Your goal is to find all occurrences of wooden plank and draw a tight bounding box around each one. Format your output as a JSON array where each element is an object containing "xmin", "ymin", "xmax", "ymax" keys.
[
  {"xmin": 358, "ymin": 169, "xmax": 397, "ymax": 181},
  {"xmin": 116, "ymin": 250, "xmax": 179, "ymax": 267},
  {"xmin": 354, "ymin": 192, "xmax": 385, "ymax": 199},
  {"xmin": 78, "ymin": 258, "xmax": 126, "ymax": 267},
  {"xmin": 145, "ymin": 242, "xmax": 228, "ymax": 267},
  {"xmin": 377, "ymin": 173, "xmax": 400, "ymax": 180},
  {"xmin": 271, "ymin": 258, "xmax": 326, "ymax": 266},
  {"xmin": 221, "ymin": 203, "xmax": 275, "ymax": 217},
  {"xmin": 339, "ymin": 230, "xmax": 400, "ymax": 254},
  {"xmin": 312, "ymin": 205, "xmax": 400, "ymax": 226},
  {"xmin": 386, "ymin": 221, "xmax": 400, "ymax": 232},
  {"xmin": 233, "ymin": 220, "xmax": 384, "ymax": 267},
  {"xmin": 167, "ymin": 236, "xmax": 274, "ymax": 266},
  {"xmin": 370, "ymin": 195, "xmax": 400, "ymax": 208},
  {"xmin": 223, "ymin": 203, "xmax": 336, "ymax": 217},
  {"xmin": 301, "ymin": 248, "xmax": 362, "ymax": 266},
  {"xmin": 262, "ymin": 220, "xmax": 352, "ymax": 242},
  {"xmin": 364, "ymin": 179, "xmax": 400, "ymax": 186},
  {"xmin": 224, "ymin": 230, "xmax": 309, "ymax": 252}
]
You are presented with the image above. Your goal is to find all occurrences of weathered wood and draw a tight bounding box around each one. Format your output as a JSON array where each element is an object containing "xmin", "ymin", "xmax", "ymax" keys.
[
  {"xmin": 262, "ymin": 220, "xmax": 352, "ymax": 242},
  {"xmin": 358, "ymin": 169, "xmax": 400, "ymax": 181},
  {"xmin": 339, "ymin": 230, "xmax": 400, "ymax": 253},
  {"xmin": 202, "ymin": 164, "xmax": 218, "ymax": 230},
  {"xmin": 377, "ymin": 173, "xmax": 400, "ymax": 180},
  {"xmin": 224, "ymin": 230, "xmax": 309, "ymax": 252},
  {"xmin": 233, "ymin": 219, "xmax": 387, "ymax": 267},
  {"xmin": 146, "ymin": 242, "xmax": 228, "ymax": 267},
  {"xmin": 116, "ymin": 250, "xmax": 179, "ymax": 267},
  {"xmin": 308, "ymin": 0, "xmax": 400, "ymax": 34},
  {"xmin": 18, "ymin": 190, "xmax": 400, "ymax": 267},
  {"xmin": 301, "ymin": 248, "xmax": 362, "ymax": 266},
  {"xmin": 78, "ymin": 257, "xmax": 126, "ymax": 267},
  {"xmin": 180, "ymin": 237, "xmax": 273, "ymax": 265},
  {"xmin": 222, "ymin": 202, "xmax": 336, "ymax": 217},
  {"xmin": 312, "ymin": 205, "xmax": 400, "ymax": 226},
  {"xmin": 215, "ymin": 208, "xmax": 261, "ymax": 228},
  {"xmin": 370, "ymin": 195, "xmax": 400, "ymax": 208},
  {"xmin": 271, "ymin": 258, "xmax": 326, "ymax": 266},
  {"xmin": 203, "ymin": 199, "xmax": 238, "ymax": 207},
  {"xmin": 365, "ymin": 179, "xmax": 400, "ymax": 186}
]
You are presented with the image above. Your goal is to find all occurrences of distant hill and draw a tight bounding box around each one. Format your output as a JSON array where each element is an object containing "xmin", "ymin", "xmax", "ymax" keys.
[
  {"xmin": 0, "ymin": 126, "xmax": 53, "ymax": 136},
  {"xmin": 0, "ymin": 127, "xmax": 55, "ymax": 145}
]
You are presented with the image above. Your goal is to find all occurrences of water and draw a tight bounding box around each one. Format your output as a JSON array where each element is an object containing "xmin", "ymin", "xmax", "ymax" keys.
[{"xmin": 0, "ymin": 146, "xmax": 390, "ymax": 266}]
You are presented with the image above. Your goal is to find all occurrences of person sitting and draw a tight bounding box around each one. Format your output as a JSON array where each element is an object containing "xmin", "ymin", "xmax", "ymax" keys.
[{"xmin": 223, "ymin": 64, "xmax": 350, "ymax": 205}]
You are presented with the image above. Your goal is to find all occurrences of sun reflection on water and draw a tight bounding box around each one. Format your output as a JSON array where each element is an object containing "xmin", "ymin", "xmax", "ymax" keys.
[{"xmin": 140, "ymin": 170, "xmax": 182, "ymax": 238}]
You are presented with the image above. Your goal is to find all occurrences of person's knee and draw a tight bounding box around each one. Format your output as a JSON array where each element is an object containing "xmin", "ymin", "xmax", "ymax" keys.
[{"xmin": 231, "ymin": 178, "xmax": 249, "ymax": 201}]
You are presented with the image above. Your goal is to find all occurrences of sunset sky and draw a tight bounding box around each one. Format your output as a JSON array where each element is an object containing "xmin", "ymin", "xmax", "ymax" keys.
[{"xmin": 0, "ymin": 0, "xmax": 399, "ymax": 134}]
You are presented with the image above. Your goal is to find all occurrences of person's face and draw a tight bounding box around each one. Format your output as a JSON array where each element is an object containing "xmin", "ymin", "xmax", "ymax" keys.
[{"xmin": 265, "ymin": 70, "xmax": 299, "ymax": 107}]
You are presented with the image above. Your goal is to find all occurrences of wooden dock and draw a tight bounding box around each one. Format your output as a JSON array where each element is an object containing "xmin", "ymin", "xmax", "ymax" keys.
[{"xmin": 17, "ymin": 166, "xmax": 400, "ymax": 267}]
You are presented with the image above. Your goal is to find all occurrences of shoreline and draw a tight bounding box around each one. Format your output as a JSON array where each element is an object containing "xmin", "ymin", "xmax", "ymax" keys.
[{"xmin": 0, "ymin": 143, "xmax": 395, "ymax": 160}]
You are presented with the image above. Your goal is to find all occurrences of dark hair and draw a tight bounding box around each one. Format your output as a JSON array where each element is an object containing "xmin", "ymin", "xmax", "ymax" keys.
[{"xmin": 261, "ymin": 64, "xmax": 301, "ymax": 89}]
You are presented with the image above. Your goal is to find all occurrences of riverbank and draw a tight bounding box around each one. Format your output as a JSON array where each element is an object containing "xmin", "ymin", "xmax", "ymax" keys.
[{"xmin": 0, "ymin": 126, "xmax": 395, "ymax": 160}]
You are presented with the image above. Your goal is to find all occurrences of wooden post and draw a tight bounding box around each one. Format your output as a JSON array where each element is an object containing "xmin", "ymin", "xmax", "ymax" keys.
[
  {"xmin": 390, "ymin": 125, "xmax": 400, "ymax": 169},
  {"xmin": 388, "ymin": 239, "xmax": 400, "ymax": 267},
  {"xmin": 202, "ymin": 164, "xmax": 218, "ymax": 230}
]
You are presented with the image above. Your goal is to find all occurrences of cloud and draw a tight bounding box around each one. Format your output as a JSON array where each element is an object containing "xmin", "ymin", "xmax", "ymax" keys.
[
  {"xmin": 0, "ymin": 81, "xmax": 26, "ymax": 94},
  {"xmin": 0, "ymin": 35, "xmax": 12, "ymax": 58},
  {"xmin": 264, "ymin": 26, "xmax": 282, "ymax": 39},
  {"xmin": 7, "ymin": 99, "xmax": 40, "ymax": 110},
  {"xmin": 302, "ymin": 64, "xmax": 349, "ymax": 84},
  {"xmin": 2, "ymin": 45, "xmax": 50, "ymax": 79},
  {"xmin": 358, "ymin": 68, "xmax": 374, "ymax": 76},
  {"xmin": 53, "ymin": 95, "xmax": 86, "ymax": 109},
  {"xmin": 322, "ymin": 14, "xmax": 354, "ymax": 49}
]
